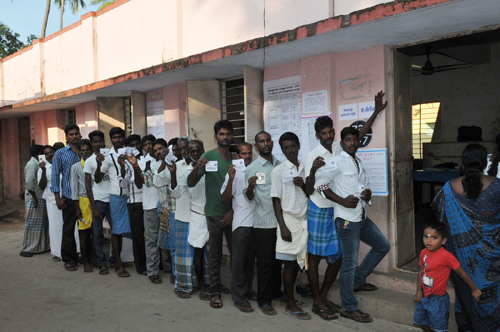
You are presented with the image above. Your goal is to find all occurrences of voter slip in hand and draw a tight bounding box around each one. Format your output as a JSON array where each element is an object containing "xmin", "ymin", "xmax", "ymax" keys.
[
  {"xmin": 206, "ymin": 161, "xmax": 218, "ymax": 172},
  {"xmin": 100, "ymin": 148, "xmax": 110, "ymax": 158},
  {"xmin": 232, "ymin": 159, "xmax": 245, "ymax": 171},
  {"xmin": 282, "ymin": 170, "xmax": 294, "ymax": 183},
  {"xmin": 164, "ymin": 152, "xmax": 177, "ymax": 166}
]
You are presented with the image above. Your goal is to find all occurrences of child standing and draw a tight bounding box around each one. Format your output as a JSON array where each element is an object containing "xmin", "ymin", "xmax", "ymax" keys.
[{"xmin": 414, "ymin": 222, "xmax": 482, "ymax": 332}]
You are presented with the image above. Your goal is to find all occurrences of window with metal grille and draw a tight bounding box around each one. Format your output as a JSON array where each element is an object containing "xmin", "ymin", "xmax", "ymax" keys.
[
  {"xmin": 221, "ymin": 77, "xmax": 245, "ymax": 147},
  {"xmin": 124, "ymin": 98, "xmax": 132, "ymax": 137},
  {"xmin": 412, "ymin": 102, "xmax": 440, "ymax": 159},
  {"xmin": 64, "ymin": 109, "xmax": 76, "ymax": 125}
]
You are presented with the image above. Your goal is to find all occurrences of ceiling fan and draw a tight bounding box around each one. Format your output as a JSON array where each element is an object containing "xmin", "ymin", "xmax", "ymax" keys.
[{"xmin": 412, "ymin": 45, "xmax": 472, "ymax": 76}]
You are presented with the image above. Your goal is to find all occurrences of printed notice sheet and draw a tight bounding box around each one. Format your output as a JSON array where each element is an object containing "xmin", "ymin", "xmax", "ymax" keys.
[
  {"xmin": 303, "ymin": 90, "xmax": 327, "ymax": 114},
  {"xmin": 147, "ymin": 100, "xmax": 164, "ymax": 139},
  {"xmin": 356, "ymin": 148, "xmax": 388, "ymax": 196}
]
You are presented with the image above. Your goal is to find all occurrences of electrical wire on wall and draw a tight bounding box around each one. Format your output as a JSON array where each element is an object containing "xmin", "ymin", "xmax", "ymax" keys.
[{"xmin": 262, "ymin": 0, "xmax": 266, "ymax": 71}]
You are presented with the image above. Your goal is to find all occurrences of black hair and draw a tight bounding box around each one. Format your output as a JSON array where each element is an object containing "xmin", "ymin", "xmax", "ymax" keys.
[
  {"xmin": 64, "ymin": 123, "xmax": 80, "ymax": 135},
  {"xmin": 168, "ymin": 138, "xmax": 179, "ymax": 147},
  {"xmin": 152, "ymin": 138, "xmax": 168, "ymax": 148},
  {"xmin": 30, "ymin": 145, "xmax": 43, "ymax": 157},
  {"xmin": 53, "ymin": 142, "xmax": 65, "ymax": 150},
  {"xmin": 88, "ymin": 130, "xmax": 104, "ymax": 141},
  {"xmin": 487, "ymin": 134, "xmax": 500, "ymax": 177},
  {"xmin": 340, "ymin": 127, "xmax": 359, "ymax": 141},
  {"xmin": 254, "ymin": 131, "xmax": 270, "ymax": 143},
  {"xmin": 423, "ymin": 221, "xmax": 448, "ymax": 239},
  {"xmin": 142, "ymin": 134, "xmax": 156, "ymax": 144},
  {"xmin": 41, "ymin": 145, "xmax": 54, "ymax": 153},
  {"xmin": 314, "ymin": 116, "xmax": 333, "ymax": 134},
  {"xmin": 109, "ymin": 127, "xmax": 125, "ymax": 139},
  {"xmin": 279, "ymin": 132, "xmax": 300, "ymax": 148},
  {"xmin": 79, "ymin": 139, "xmax": 92, "ymax": 150},
  {"xmin": 188, "ymin": 139, "xmax": 204, "ymax": 151},
  {"xmin": 214, "ymin": 120, "xmax": 233, "ymax": 135},
  {"xmin": 125, "ymin": 134, "xmax": 141, "ymax": 147},
  {"xmin": 461, "ymin": 144, "xmax": 487, "ymax": 200},
  {"xmin": 235, "ymin": 142, "xmax": 252, "ymax": 154}
]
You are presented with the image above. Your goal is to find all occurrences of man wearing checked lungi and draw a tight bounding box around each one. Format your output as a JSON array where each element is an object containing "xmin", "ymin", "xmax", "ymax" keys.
[
  {"xmin": 95, "ymin": 127, "xmax": 132, "ymax": 278},
  {"xmin": 303, "ymin": 91, "xmax": 387, "ymax": 320}
]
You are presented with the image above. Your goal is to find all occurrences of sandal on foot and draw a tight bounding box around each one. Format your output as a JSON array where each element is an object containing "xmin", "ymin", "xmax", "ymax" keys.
[
  {"xmin": 210, "ymin": 294, "xmax": 223, "ymax": 309},
  {"xmin": 122, "ymin": 262, "xmax": 132, "ymax": 268},
  {"xmin": 64, "ymin": 263, "xmax": 77, "ymax": 272},
  {"xmin": 220, "ymin": 284, "xmax": 231, "ymax": 294},
  {"xmin": 340, "ymin": 309, "xmax": 373, "ymax": 323},
  {"xmin": 234, "ymin": 301, "xmax": 254, "ymax": 313},
  {"xmin": 175, "ymin": 291, "xmax": 191, "ymax": 299},
  {"xmin": 326, "ymin": 301, "xmax": 342, "ymax": 313},
  {"xmin": 149, "ymin": 275, "xmax": 162, "ymax": 284},
  {"xmin": 170, "ymin": 274, "xmax": 176, "ymax": 284},
  {"xmin": 280, "ymin": 300, "xmax": 307, "ymax": 308},
  {"xmin": 115, "ymin": 266, "xmax": 130, "ymax": 277},
  {"xmin": 19, "ymin": 251, "xmax": 33, "ymax": 257},
  {"xmin": 109, "ymin": 263, "xmax": 116, "ymax": 269},
  {"xmin": 99, "ymin": 265, "xmax": 109, "ymax": 275},
  {"xmin": 312, "ymin": 307, "xmax": 338, "ymax": 320},
  {"xmin": 52, "ymin": 256, "xmax": 62, "ymax": 262},
  {"xmin": 248, "ymin": 291, "xmax": 258, "ymax": 301},
  {"xmin": 258, "ymin": 304, "xmax": 277, "ymax": 315},
  {"xmin": 354, "ymin": 283, "xmax": 378, "ymax": 292},
  {"xmin": 199, "ymin": 292, "xmax": 210, "ymax": 301},
  {"xmin": 283, "ymin": 310, "xmax": 311, "ymax": 320}
]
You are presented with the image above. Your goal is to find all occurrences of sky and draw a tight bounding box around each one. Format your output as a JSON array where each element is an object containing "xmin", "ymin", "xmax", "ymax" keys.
[{"xmin": 1, "ymin": 0, "xmax": 101, "ymax": 42}]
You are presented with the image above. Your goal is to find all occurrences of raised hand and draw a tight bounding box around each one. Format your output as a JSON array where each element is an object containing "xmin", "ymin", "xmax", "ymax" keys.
[
  {"xmin": 195, "ymin": 158, "xmax": 209, "ymax": 170},
  {"xmin": 311, "ymin": 156, "xmax": 325, "ymax": 174},
  {"xmin": 228, "ymin": 165, "xmax": 236, "ymax": 181},
  {"xmin": 39, "ymin": 161, "xmax": 46, "ymax": 170},
  {"xmin": 248, "ymin": 176, "xmax": 257, "ymax": 189},
  {"xmin": 374, "ymin": 91, "xmax": 388, "ymax": 114},
  {"xmin": 126, "ymin": 154, "xmax": 137, "ymax": 166}
]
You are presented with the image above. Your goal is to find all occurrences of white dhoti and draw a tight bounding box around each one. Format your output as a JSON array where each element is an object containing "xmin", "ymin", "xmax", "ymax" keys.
[
  {"xmin": 276, "ymin": 212, "xmax": 308, "ymax": 269},
  {"xmin": 187, "ymin": 210, "xmax": 209, "ymax": 249}
]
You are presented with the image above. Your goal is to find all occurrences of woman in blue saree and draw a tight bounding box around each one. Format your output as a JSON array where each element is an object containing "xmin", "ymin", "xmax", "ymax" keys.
[{"xmin": 432, "ymin": 144, "xmax": 500, "ymax": 332}]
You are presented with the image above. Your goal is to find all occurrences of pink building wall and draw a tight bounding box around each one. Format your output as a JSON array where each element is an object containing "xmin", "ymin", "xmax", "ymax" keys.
[
  {"xmin": 163, "ymin": 84, "xmax": 188, "ymax": 139},
  {"xmin": 1, "ymin": 118, "xmax": 21, "ymax": 200},
  {"xmin": 76, "ymin": 101, "xmax": 98, "ymax": 140}
]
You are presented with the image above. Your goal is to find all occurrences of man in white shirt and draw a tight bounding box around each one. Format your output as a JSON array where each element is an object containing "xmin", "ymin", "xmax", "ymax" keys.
[
  {"xmin": 315, "ymin": 127, "xmax": 390, "ymax": 323},
  {"xmin": 221, "ymin": 142, "xmax": 257, "ymax": 312},
  {"xmin": 304, "ymin": 91, "xmax": 387, "ymax": 318},
  {"xmin": 271, "ymin": 132, "xmax": 310, "ymax": 320},
  {"xmin": 84, "ymin": 130, "xmax": 115, "ymax": 275},
  {"xmin": 95, "ymin": 127, "xmax": 132, "ymax": 278}
]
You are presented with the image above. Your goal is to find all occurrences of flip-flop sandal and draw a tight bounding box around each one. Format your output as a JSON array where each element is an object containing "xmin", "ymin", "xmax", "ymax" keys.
[
  {"xmin": 258, "ymin": 304, "xmax": 277, "ymax": 315},
  {"xmin": 326, "ymin": 301, "xmax": 342, "ymax": 313},
  {"xmin": 175, "ymin": 291, "xmax": 191, "ymax": 299},
  {"xmin": 52, "ymin": 256, "xmax": 62, "ymax": 262},
  {"xmin": 283, "ymin": 310, "xmax": 311, "ymax": 320},
  {"xmin": 149, "ymin": 275, "xmax": 162, "ymax": 284},
  {"xmin": 354, "ymin": 283, "xmax": 378, "ymax": 292},
  {"xmin": 312, "ymin": 307, "xmax": 338, "ymax": 320},
  {"xmin": 19, "ymin": 251, "xmax": 33, "ymax": 257},
  {"xmin": 199, "ymin": 292, "xmax": 210, "ymax": 301},
  {"xmin": 280, "ymin": 300, "xmax": 307, "ymax": 308},
  {"xmin": 234, "ymin": 302, "xmax": 254, "ymax": 313},
  {"xmin": 340, "ymin": 310, "xmax": 373, "ymax": 323},
  {"xmin": 99, "ymin": 266, "xmax": 109, "ymax": 275},
  {"xmin": 210, "ymin": 294, "xmax": 223, "ymax": 309},
  {"xmin": 122, "ymin": 262, "xmax": 132, "ymax": 268},
  {"xmin": 64, "ymin": 263, "xmax": 77, "ymax": 271},
  {"xmin": 115, "ymin": 266, "xmax": 130, "ymax": 277}
]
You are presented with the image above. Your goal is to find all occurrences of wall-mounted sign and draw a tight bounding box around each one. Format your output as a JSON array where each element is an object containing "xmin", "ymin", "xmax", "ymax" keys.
[{"xmin": 350, "ymin": 120, "xmax": 372, "ymax": 148}]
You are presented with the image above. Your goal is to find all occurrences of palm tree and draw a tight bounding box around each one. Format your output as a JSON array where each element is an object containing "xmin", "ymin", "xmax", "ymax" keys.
[
  {"xmin": 90, "ymin": 0, "xmax": 116, "ymax": 11},
  {"xmin": 54, "ymin": 0, "xmax": 87, "ymax": 30},
  {"xmin": 41, "ymin": 0, "xmax": 51, "ymax": 38}
]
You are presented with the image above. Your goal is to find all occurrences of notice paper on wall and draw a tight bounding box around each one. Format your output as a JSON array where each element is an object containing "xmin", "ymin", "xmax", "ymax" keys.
[
  {"xmin": 359, "ymin": 101, "xmax": 376, "ymax": 118},
  {"xmin": 355, "ymin": 148, "xmax": 388, "ymax": 196},
  {"xmin": 339, "ymin": 103, "xmax": 358, "ymax": 121},
  {"xmin": 303, "ymin": 90, "xmax": 327, "ymax": 114},
  {"xmin": 147, "ymin": 100, "xmax": 164, "ymax": 139},
  {"xmin": 263, "ymin": 75, "xmax": 302, "ymax": 162}
]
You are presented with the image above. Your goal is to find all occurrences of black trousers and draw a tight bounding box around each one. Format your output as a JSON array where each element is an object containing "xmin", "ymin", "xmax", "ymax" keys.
[
  {"xmin": 254, "ymin": 227, "xmax": 282, "ymax": 306},
  {"xmin": 231, "ymin": 226, "xmax": 256, "ymax": 304},
  {"xmin": 207, "ymin": 215, "xmax": 233, "ymax": 294},
  {"xmin": 128, "ymin": 202, "xmax": 147, "ymax": 273},
  {"xmin": 61, "ymin": 197, "xmax": 78, "ymax": 266}
]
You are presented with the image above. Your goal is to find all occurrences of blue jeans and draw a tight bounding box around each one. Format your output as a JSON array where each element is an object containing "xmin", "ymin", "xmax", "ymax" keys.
[
  {"xmin": 414, "ymin": 293, "xmax": 450, "ymax": 332},
  {"xmin": 335, "ymin": 216, "xmax": 390, "ymax": 311},
  {"xmin": 92, "ymin": 200, "xmax": 115, "ymax": 266}
]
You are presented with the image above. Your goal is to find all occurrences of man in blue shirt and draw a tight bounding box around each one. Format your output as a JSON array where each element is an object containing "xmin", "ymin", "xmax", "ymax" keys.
[{"xmin": 51, "ymin": 123, "xmax": 82, "ymax": 271}]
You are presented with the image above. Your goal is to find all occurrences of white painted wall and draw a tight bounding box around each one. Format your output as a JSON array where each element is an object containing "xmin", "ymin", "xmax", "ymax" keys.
[{"xmin": 412, "ymin": 42, "xmax": 500, "ymax": 143}]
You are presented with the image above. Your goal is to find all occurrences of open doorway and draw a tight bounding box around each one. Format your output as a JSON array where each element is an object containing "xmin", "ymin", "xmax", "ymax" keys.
[{"xmin": 394, "ymin": 28, "xmax": 500, "ymax": 272}]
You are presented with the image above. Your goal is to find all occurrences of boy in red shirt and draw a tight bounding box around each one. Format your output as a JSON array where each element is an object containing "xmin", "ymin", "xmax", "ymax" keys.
[{"xmin": 414, "ymin": 222, "xmax": 482, "ymax": 332}]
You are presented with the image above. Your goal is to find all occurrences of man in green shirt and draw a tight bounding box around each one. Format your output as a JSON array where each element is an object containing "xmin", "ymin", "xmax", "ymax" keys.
[{"xmin": 188, "ymin": 120, "xmax": 235, "ymax": 309}]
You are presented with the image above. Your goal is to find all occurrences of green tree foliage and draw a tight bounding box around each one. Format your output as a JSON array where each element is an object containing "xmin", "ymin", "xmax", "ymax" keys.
[
  {"xmin": 54, "ymin": 0, "xmax": 87, "ymax": 30},
  {"xmin": 90, "ymin": 0, "xmax": 116, "ymax": 11},
  {"xmin": 0, "ymin": 23, "xmax": 37, "ymax": 58}
]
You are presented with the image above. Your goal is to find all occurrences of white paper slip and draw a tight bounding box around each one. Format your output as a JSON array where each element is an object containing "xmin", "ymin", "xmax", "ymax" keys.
[
  {"xmin": 323, "ymin": 158, "xmax": 337, "ymax": 172},
  {"xmin": 131, "ymin": 147, "xmax": 140, "ymax": 156},
  {"xmin": 38, "ymin": 155, "xmax": 46, "ymax": 163},
  {"xmin": 117, "ymin": 147, "xmax": 128, "ymax": 156},
  {"xmin": 282, "ymin": 170, "xmax": 294, "ymax": 183},
  {"xmin": 206, "ymin": 161, "xmax": 218, "ymax": 172},
  {"xmin": 165, "ymin": 153, "xmax": 177, "ymax": 165},
  {"xmin": 232, "ymin": 159, "xmax": 245, "ymax": 170},
  {"xmin": 354, "ymin": 184, "xmax": 365, "ymax": 197},
  {"xmin": 100, "ymin": 148, "xmax": 110, "ymax": 158},
  {"xmin": 256, "ymin": 172, "xmax": 266, "ymax": 185}
]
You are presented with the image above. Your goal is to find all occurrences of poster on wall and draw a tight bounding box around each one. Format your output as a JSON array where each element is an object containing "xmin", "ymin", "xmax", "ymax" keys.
[
  {"xmin": 263, "ymin": 76, "xmax": 302, "ymax": 162},
  {"xmin": 359, "ymin": 101, "xmax": 376, "ymax": 118},
  {"xmin": 338, "ymin": 103, "xmax": 358, "ymax": 121},
  {"xmin": 303, "ymin": 90, "xmax": 327, "ymax": 114},
  {"xmin": 146, "ymin": 100, "xmax": 164, "ymax": 139},
  {"xmin": 300, "ymin": 113, "xmax": 331, "ymax": 159},
  {"xmin": 356, "ymin": 148, "xmax": 388, "ymax": 196}
]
